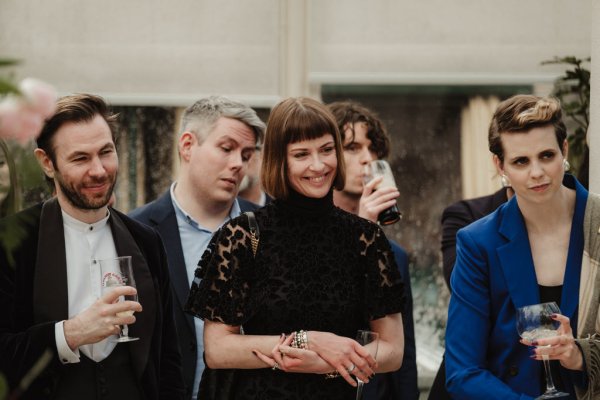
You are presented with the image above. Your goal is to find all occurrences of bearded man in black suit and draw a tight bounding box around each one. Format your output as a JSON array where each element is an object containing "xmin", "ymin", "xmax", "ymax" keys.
[{"xmin": 0, "ymin": 94, "xmax": 185, "ymax": 399}]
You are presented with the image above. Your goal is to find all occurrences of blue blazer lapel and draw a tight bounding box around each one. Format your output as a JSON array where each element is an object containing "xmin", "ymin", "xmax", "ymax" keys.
[
  {"xmin": 497, "ymin": 180, "xmax": 586, "ymax": 325},
  {"xmin": 562, "ymin": 218, "xmax": 583, "ymax": 331},
  {"xmin": 562, "ymin": 253, "xmax": 580, "ymax": 333},
  {"xmin": 497, "ymin": 198, "xmax": 539, "ymax": 309},
  {"xmin": 560, "ymin": 179, "xmax": 587, "ymax": 332},
  {"xmin": 148, "ymin": 193, "xmax": 195, "ymax": 334}
]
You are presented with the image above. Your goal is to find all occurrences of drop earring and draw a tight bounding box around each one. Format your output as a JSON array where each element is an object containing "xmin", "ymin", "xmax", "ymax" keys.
[
  {"xmin": 563, "ymin": 158, "xmax": 571, "ymax": 172},
  {"xmin": 501, "ymin": 174, "xmax": 511, "ymax": 188}
]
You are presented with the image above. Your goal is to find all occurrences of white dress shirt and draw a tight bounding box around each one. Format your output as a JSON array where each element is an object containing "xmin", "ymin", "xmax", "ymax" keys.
[{"xmin": 55, "ymin": 209, "xmax": 118, "ymax": 364}]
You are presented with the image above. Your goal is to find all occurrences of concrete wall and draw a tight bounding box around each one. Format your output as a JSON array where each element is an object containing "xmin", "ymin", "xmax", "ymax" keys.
[
  {"xmin": 311, "ymin": 1, "xmax": 591, "ymax": 85},
  {"xmin": 590, "ymin": 0, "xmax": 600, "ymax": 193},
  {"xmin": 0, "ymin": 0, "xmax": 591, "ymax": 105}
]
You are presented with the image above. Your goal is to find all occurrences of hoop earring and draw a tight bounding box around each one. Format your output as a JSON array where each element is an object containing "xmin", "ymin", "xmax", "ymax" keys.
[
  {"xmin": 501, "ymin": 175, "xmax": 511, "ymax": 188},
  {"xmin": 563, "ymin": 159, "xmax": 571, "ymax": 172}
]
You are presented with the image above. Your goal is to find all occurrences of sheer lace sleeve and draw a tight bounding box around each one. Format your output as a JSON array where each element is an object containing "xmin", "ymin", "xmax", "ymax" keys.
[
  {"xmin": 185, "ymin": 215, "xmax": 256, "ymax": 326},
  {"xmin": 360, "ymin": 224, "xmax": 406, "ymax": 320}
]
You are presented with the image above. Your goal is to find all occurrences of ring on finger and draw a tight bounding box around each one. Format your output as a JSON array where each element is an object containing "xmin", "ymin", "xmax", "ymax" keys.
[
  {"xmin": 347, "ymin": 364, "xmax": 356, "ymax": 373},
  {"xmin": 272, "ymin": 362, "xmax": 280, "ymax": 371}
]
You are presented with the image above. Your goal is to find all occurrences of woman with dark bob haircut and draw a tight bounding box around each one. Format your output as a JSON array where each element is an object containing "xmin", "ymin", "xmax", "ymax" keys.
[
  {"xmin": 186, "ymin": 97, "xmax": 405, "ymax": 399},
  {"xmin": 445, "ymin": 94, "xmax": 600, "ymax": 399}
]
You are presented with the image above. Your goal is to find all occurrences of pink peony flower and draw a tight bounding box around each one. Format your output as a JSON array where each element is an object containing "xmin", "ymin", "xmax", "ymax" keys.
[
  {"xmin": 0, "ymin": 78, "xmax": 57, "ymax": 145},
  {"xmin": 19, "ymin": 78, "xmax": 57, "ymax": 118},
  {"xmin": 15, "ymin": 107, "xmax": 44, "ymax": 145},
  {"xmin": 0, "ymin": 98, "xmax": 22, "ymax": 137}
]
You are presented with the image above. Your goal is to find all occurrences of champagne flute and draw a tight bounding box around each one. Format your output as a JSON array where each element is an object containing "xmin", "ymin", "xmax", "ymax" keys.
[
  {"xmin": 355, "ymin": 330, "xmax": 379, "ymax": 400},
  {"xmin": 516, "ymin": 302, "xmax": 568, "ymax": 399},
  {"xmin": 362, "ymin": 160, "xmax": 402, "ymax": 225},
  {"xmin": 97, "ymin": 256, "xmax": 139, "ymax": 343}
]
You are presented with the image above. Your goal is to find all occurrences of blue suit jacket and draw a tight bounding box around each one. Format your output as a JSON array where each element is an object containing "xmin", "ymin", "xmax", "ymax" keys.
[
  {"xmin": 364, "ymin": 240, "xmax": 419, "ymax": 400},
  {"xmin": 129, "ymin": 191, "xmax": 257, "ymax": 399},
  {"xmin": 446, "ymin": 176, "xmax": 587, "ymax": 400}
]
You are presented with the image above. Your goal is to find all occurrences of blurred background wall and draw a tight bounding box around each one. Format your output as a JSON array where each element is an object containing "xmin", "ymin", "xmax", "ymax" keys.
[{"xmin": 0, "ymin": 0, "xmax": 592, "ymax": 395}]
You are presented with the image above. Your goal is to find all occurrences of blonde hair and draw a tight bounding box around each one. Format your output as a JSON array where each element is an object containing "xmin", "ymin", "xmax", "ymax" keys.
[
  {"xmin": 488, "ymin": 95, "xmax": 567, "ymax": 163},
  {"xmin": 180, "ymin": 96, "xmax": 265, "ymax": 144}
]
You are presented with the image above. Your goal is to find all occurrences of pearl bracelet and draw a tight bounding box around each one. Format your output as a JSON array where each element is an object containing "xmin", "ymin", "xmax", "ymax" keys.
[{"xmin": 292, "ymin": 330, "xmax": 309, "ymax": 350}]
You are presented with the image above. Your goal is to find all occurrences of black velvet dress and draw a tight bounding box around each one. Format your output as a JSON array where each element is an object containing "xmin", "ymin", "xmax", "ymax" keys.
[{"xmin": 186, "ymin": 189, "xmax": 405, "ymax": 400}]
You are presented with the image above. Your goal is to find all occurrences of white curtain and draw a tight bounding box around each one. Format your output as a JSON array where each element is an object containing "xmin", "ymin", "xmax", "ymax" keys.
[{"xmin": 460, "ymin": 96, "xmax": 502, "ymax": 199}]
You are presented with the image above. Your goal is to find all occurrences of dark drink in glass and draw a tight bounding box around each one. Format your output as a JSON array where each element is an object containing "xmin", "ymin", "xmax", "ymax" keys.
[{"xmin": 363, "ymin": 160, "xmax": 402, "ymax": 225}]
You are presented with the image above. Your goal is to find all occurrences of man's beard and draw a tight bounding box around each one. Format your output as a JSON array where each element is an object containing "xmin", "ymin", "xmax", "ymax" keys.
[{"xmin": 56, "ymin": 174, "xmax": 116, "ymax": 210}]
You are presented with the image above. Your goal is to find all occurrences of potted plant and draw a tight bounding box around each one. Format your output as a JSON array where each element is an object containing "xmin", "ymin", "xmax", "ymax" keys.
[{"xmin": 542, "ymin": 56, "xmax": 590, "ymax": 186}]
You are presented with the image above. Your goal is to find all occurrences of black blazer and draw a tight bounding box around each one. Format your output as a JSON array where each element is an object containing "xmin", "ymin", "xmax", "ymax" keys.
[
  {"xmin": 0, "ymin": 198, "xmax": 185, "ymax": 399},
  {"xmin": 440, "ymin": 188, "xmax": 508, "ymax": 290},
  {"xmin": 129, "ymin": 190, "xmax": 258, "ymax": 399}
]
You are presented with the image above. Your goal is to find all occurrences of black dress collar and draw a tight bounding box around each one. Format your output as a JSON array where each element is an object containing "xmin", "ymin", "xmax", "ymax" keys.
[{"xmin": 275, "ymin": 188, "xmax": 334, "ymax": 217}]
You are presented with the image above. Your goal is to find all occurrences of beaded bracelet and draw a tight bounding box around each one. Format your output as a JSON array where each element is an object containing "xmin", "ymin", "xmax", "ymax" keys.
[{"xmin": 292, "ymin": 330, "xmax": 309, "ymax": 350}]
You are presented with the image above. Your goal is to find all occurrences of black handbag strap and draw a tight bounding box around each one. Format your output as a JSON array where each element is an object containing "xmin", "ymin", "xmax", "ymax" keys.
[{"xmin": 246, "ymin": 211, "xmax": 259, "ymax": 257}]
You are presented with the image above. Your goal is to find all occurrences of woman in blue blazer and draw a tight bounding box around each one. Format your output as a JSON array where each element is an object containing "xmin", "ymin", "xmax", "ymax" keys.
[{"xmin": 446, "ymin": 95, "xmax": 589, "ymax": 399}]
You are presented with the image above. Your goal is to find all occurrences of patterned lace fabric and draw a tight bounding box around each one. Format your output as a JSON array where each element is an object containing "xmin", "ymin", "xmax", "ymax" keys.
[{"xmin": 186, "ymin": 189, "xmax": 405, "ymax": 399}]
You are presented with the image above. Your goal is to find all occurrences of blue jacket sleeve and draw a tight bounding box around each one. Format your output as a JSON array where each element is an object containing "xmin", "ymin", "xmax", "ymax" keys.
[{"xmin": 445, "ymin": 229, "xmax": 534, "ymax": 400}]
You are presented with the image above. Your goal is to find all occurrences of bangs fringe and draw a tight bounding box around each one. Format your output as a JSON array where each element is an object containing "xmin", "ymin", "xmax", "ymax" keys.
[{"xmin": 284, "ymin": 108, "xmax": 338, "ymax": 143}]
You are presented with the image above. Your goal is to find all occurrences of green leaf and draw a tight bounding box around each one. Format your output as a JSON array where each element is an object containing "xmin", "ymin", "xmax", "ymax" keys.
[
  {"xmin": 543, "ymin": 55, "xmax": 590, "ymax": 177},
  {"xmin": 0, "ymin": 80, "xmax": 20, "ymax": 95},
  {"xmin": 565, "ymin": 71, "xmax": 580, "ymax": 80},
  {"xmin": 580, "ymin": 70, "xmax": 591, "ymax": 82},
  {"xmin": 0, "ymin": 372, "xmax": 6, "ymax": 400},
  {"xmin": 0, "ymin": 58, "xmax": 20, "ymax": 67}
]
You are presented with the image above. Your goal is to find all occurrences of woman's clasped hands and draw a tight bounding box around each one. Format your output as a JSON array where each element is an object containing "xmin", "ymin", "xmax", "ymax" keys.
[
  {"xmin": 520, "ymin": 313, "xmax": 584, "ymax": 371},
  {"xmin": 253, "ymin": 331, "xmax": 377, "ymax": 387}
]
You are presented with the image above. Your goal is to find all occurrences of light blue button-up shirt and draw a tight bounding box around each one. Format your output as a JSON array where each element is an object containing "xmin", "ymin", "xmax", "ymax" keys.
[{"xmin": 170, "ymin": 183, "xmax": 241, "ymax": 400}]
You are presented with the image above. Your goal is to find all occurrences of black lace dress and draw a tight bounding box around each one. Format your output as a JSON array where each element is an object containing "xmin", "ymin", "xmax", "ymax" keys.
[{"xmin": 186, "ymin": 189, "xmax": 405, "ymax": 400}]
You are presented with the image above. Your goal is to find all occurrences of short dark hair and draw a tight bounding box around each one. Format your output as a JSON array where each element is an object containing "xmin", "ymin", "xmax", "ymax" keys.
[
  {"xmin": 489, "ymin": 95, "xmax": 567, "ymax": 163},
  {"xmin": 327, "ymin": 101, "xmax": 390, "ymax": 159},
  {"xmin": 261, "ymin": 97, "xmax": 346, "ymax": 199},
  {"xmin": 37, "ymin": 93, "xmax": 118, "ymax": 165}
]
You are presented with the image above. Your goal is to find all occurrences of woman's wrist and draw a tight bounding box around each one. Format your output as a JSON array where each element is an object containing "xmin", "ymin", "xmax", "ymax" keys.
[
  {"xmin": 568, "ymin": 340, "xmax": 585, "ymax": 371},
  {"xmin": 305, "ymin": 330, "xmax": 325, "ymax": 352}
]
